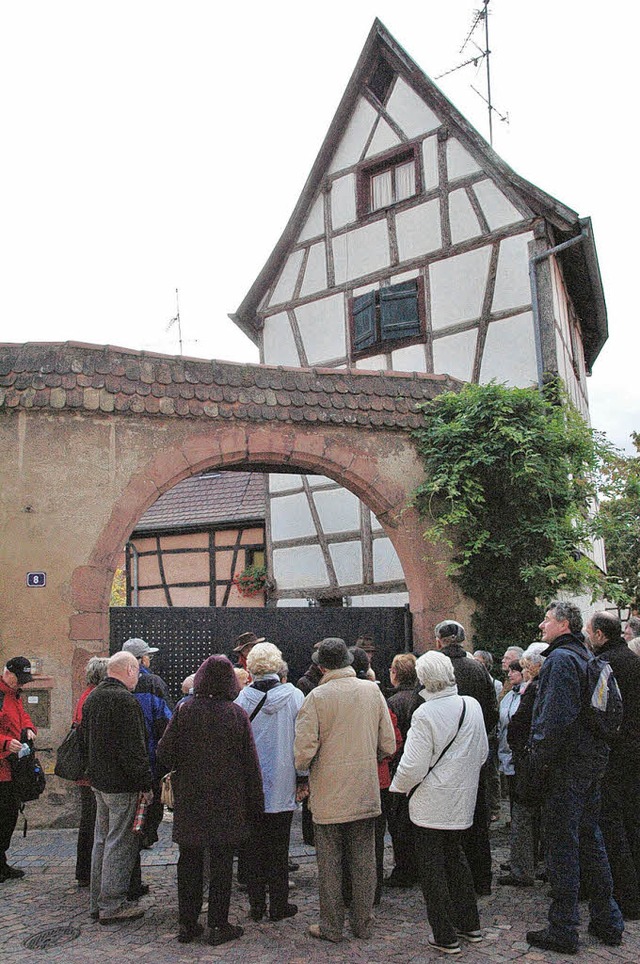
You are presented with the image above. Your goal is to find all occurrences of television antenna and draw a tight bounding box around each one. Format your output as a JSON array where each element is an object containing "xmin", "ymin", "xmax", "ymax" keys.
[
  {"xmin": 435, "ymin": 0, "xmax": 508, "ymax": 146},
  {"xmin": 166, "ymin": 288, "xmax": 183, "ymax": 355}
]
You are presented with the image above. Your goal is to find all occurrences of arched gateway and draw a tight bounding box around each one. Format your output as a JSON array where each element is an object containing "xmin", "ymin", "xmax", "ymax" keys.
[{"xmin": 0, "ymin": 342, "xmax": 466, "ymax": 749}]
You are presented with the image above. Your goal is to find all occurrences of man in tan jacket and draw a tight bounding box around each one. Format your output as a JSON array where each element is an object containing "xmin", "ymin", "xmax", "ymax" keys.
[{"xmin": 294, "ymin": 637, "xmax": 396, "ymax": 942}]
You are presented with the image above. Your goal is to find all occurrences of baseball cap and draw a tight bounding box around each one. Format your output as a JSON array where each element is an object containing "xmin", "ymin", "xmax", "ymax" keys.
[
  {"xmin": 5, "ymin": 656, "xmax": 34, "ymax": 685},
  {"xmin": 122, "ymin": 638, "xmax": 159, "ymax": 658}
]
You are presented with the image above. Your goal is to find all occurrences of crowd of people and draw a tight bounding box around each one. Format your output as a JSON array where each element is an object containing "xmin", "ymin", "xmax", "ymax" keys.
[{"xmin": 1, "ymin": 606, "xmax": 640, "ymax": 954}]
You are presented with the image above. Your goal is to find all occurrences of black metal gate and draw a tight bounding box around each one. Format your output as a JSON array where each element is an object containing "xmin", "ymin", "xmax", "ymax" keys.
[{"xmin": 109, "ymin": 606, "xmax": 412, "ymax": 701}]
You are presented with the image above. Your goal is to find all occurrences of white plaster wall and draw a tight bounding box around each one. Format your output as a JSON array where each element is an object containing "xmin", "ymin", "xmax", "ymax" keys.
[
  {"xmin": 480, "ymin": 311, "xmax": 537, "ymax": 387},
  {"xmin": 432, "ymin": 328, "xmax": 478, "ymax": 381},
  {"xmin": 269, "ymin": 250, "xmax": 304, "ymax": 307},
  {"xmin": 385, "ymin": 77, "xmax": 441, "ymax": 138},
  {"xmin": 366, "ymin": 117, "xmax": 400, "ymax": 158},
  {"xmin": 269, "ymin": 473, "xmax": 303, "ymax": 493},
  {"xmin": 473, "ymin": 180, "xmax": 523, "ymax": 230},
  {"xmin": 331, "ymin": 174, "xmax": 357, "ymax": 230},
  {"xmin": 333, "ymin": 220, "xmax": 390, "ymax": 285},
  {"xmin": 296, "ymin": 294, "xmax": 346, "ymax": 365},
  {"xmin": 422, "ymin": 135, "xmax": 439, "ymax": 191},
  {"xmin": 395, "ymin": 199, "xmax": 442, "ymax": 262},
  {"xmin": 313, "ymin": 487, "xmax": 361, "ymax": 533},
  {"xmin": 299, "ymin": 242, "xmax": 327, "ymax": 297},
  {"xmin": 373, "ymin": 537, "xmax": 405, "ymax": 582},
  {"xmin": 391, "ymin": 343, "xmax": 428, "ymax": 373},
  {"xmin": 298, "ymin": 196, "xmax": 325, "ymax": 243},
  {"xmin": 351, "ymin": 591, "xmax": 409, "ymax": 607},
  {"xmin": 276, "ymin": 598, "xmax": 309, "ymax": 607},
  {"xmin": 449, "ymin": 189, "xmax": 481, "ymax": 244},
  {"xmin": 263, "ymin": 313, "xmax": 300, "ymax": 366},
  {"xmin": 307, "ymin": 475, "xmax": 336, "ymax": 488},
  {"xmin": 328, "ymin": 97, "xmax": 377, "ymax": 174},
  {"xmin": 273, "ymin": 545, "xmax": 330, "ymax": 589},
  {"xmin": 270, "ymin": 492, "xmax": 316, "ymax": 541},
  {"xmin": 355, "ymin": 353, "xmax": 387, "ymax": 370},
  {"xmin": 329, "ymin": 541, "xmax": 363, "ymax": 585},
  {"xmin": 492, "ymin": 232, "xmax": 533, "ymax": 312},
  {"xmin": 447, "ymin": 139, "xmax": 481, "ymax": 180},
  {"xmin": 430, "ymin": 246, "xmax": 492, "ymax": 330}
]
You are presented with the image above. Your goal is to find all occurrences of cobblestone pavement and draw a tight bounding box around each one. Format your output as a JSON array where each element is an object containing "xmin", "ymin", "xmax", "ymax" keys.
[{"xmin": 1, "ymin": 808, "xmax": 638, "ymax": 963}]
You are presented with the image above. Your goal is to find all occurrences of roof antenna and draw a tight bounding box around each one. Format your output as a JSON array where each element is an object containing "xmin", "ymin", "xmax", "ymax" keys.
[
  {"xmin": 435, "ymin": 0, "xmax": 508, "ymax": 147},
  {"xmin": 166, "ymin": 288, "xmax": 183, "ymax": 356}
]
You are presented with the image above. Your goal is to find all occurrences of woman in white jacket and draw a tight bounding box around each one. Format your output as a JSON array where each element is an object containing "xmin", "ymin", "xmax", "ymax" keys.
[{"xmin": 390, "ymin": 651, "xmax": 488, "ymax": 955}]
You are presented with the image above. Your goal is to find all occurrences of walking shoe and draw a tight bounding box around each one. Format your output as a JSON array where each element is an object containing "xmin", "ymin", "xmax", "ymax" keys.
[
  {"xmin": 427, "ymin": 936, "xmax": 461, "ymax": 954},
  {"xmin": 457, "ymin": 930, "xmax": 483, "ymax": 943},
  {"xmin": 270, "ymin": 903, "xmax": 298, "ymax": 921},
  {"xmin": 308, "ymin": 923, "xmax": 342, "ymax": 942},
  {"xmin": 500, "ymin": 862, "xmax": 511, "ymax": 871},
  {"xmin": 587, "ymin": 921, "xmax": 623, "ymax": 946},
  {"xmin": 99, "ymin": 906, "xmax": 145, "ymax": 925},
  {"xmin": 177, "ymin": 922, "xmax": 204, "ymax": 943},
  {"xmin": 208, "ymin": 923, "xmax": 243, "ymax": 946},
  {"xmin": 248, "ymin": 904, "xmax": 265, "ymax": 921},
  {"xmin": 498, "ymin": 874, "xmax": 534, "ymax": 886},
  {"xmin": 526, "ymin": 928, "xmax": 578, "ymax": 954},
  {"xmin": 0, "ymin": 865, "xmax": 25, "ymax": 881},
  {"xmin": 288, "ymin": 860, "xmax": 300, "ymax": 872}
]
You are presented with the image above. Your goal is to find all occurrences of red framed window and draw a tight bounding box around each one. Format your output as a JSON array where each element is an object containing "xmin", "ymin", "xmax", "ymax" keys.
[{"xmin": 357, "ymin": 144, "xmax": 420, "ymax": 218}]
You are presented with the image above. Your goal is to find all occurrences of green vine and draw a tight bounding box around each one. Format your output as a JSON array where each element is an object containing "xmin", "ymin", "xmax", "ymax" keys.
[{"xmin": 411, "ymin": 379, "xmax": 614, "ymax": 652}]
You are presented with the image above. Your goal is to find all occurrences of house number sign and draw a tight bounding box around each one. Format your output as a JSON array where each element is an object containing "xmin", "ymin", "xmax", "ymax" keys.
[{"xmin": 26, "ymin": 572, "xmax": 46, "ymax": 587}]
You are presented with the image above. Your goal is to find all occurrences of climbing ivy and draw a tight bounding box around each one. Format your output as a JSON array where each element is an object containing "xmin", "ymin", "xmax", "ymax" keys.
[{"xmin": 411, "ymin": 380, "xmax": 612, "ymax": 651}]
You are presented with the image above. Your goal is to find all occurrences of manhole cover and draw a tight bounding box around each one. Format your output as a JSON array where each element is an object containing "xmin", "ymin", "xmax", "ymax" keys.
[{"xmin": 24, "ymin": 925, "xmax": 81, "ymax": 950}]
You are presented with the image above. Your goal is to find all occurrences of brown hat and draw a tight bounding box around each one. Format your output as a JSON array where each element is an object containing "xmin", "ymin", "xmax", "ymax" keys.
[{"xmin": 233, "ymin": 631, "xmax": 265, "ymax": 653}]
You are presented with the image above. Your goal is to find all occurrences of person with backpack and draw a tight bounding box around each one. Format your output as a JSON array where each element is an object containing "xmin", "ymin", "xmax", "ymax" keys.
[
  {"xmin": 585, "ymin": 611, "xmax": 640, "ymax": 920},
  {"xmin": 0, "ymin": 657, "xmax": 37, "ymax": 882},
  {"xmin": 525, "ymin": 602, "xmax": 624, "ymax": 955}
]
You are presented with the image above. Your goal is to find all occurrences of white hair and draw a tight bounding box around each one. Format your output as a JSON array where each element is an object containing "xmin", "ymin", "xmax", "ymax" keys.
[
  {"xmin": 521, "ymin": 642, "xmax": 547, "ymax": 659},
  {"xmin": 246, "ymin": 642, "xmax": 283, "ymax": 678},
  {"xmin": 415, "ymin": 651, "xmax": 456, "ymax": 693}
]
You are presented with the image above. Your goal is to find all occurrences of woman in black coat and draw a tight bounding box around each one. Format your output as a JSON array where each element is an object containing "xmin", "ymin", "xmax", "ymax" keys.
[{"xmin": 157, "ymin": 655, "xmax": 264, "ymax": 947}]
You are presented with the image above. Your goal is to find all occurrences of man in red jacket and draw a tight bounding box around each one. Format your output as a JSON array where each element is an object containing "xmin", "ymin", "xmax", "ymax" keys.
[{"xmin": 0, "ymin": 657, "xmax": 37, "ymax": 882}]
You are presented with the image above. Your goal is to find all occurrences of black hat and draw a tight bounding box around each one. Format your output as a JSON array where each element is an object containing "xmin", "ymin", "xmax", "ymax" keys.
[
  {"xmin": 233, "ymin": 631, "xmax": 265, "ymax": 653},
  {"xmin": 5, "ymin": 657, "xmax": 34, "ymax": 685},
  {"xmin": 312, "ymin": 638, "xmax": 354, "ymax": 670}
]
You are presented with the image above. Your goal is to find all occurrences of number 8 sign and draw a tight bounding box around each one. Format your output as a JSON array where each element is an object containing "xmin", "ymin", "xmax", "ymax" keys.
[{"xmin": 26, "ymin": 572, "xmax": 46, "ymax": 587}]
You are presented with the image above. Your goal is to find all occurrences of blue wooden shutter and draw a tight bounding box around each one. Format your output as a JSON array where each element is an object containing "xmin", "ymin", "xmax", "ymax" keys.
[
  {"xmin": 352, "ymin": 291, "xmax": 377, "ymax": 351},
  {"xmin": 380, "ymin": 281, "xmax": 420, "ymax": 342}
]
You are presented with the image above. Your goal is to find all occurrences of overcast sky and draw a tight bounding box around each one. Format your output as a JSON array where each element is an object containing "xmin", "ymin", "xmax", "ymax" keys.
[{"xmin": 1, "ymin": 1, "xmax": 637, "ymax": 453}]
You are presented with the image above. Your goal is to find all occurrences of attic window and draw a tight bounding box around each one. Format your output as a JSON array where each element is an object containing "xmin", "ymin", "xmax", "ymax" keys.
[
  {"xmin": 367, "ymin": 59, "xmax": 395, "ymax": 104},
  {"xmin": 350, "ymin": 279, "xmax": 424, "ymax": 358},
  {"xmin": 357, "ymin": 145, "xmax": 419, "ymax": 217}
]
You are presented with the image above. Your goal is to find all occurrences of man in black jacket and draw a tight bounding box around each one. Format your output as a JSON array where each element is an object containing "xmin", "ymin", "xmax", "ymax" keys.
[
  {"xmin": 586, "ymin": 611, "xmax": 640, "ymax": 920},
  {"xmin": 411, "ymin": 620, "xmax": 498, "ymax": 895},
  {"xmin": 79, "ymin": 651, "xmax": 152, "ymax": 925}
]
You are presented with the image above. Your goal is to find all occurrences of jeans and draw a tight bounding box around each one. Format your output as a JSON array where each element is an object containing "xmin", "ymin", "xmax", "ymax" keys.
[
  {"xmin": 245, "ymin": 810, "xmax": 293, "ymax": 916},
  {"xmin": 90, "ymin": 790, "xmax": 141, "ymax": 917},
  {"xmin": 178, "ymin": 844, "xmax": 234, "ymax": 929},
  {"xmin": 75, "ymin": 785, "xmax": 97, "ymax": 883},
  {"xmin": 0, "ymin": 781, "xmax": 20, "ymax": 868},
  {"xmin": 599, "ymin": 766, "xmax": 640, "ymax": 914},
  {"xmin": 414, "ymin": 826, "xmax": 480, "ymax": 947},
  {"xmin": 543, "ymin": 774, "xmax": 624, "ymax": 946},
  {"xmin": 314, "ymin": 818, "xmax": 376, "ymax": 940}
]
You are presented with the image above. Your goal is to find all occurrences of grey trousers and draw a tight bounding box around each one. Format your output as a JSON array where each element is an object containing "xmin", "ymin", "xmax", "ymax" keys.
[
  {"xmin": 314, "ymin": 818, "xmax": 376, "ymax": 940},
  {"xmin": 90, "ymin": 790, "xmax": 140, "ymax": 917},
  {"xmin": 510, "ymin": 798, "xmax": 535, "ymax": 883}
]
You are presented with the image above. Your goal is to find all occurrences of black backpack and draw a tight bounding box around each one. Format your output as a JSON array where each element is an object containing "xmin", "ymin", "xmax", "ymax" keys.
[
  {"xmin": 10, "ymin": 739, "xmax": 46, "ymax": 805},
  {"xmin": 562, "ymin": 642, "xmax": 623, "ymax": 741}
]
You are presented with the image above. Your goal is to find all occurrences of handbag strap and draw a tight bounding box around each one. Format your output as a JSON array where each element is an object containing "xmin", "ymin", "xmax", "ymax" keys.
[
  {"xmin": 408, "ymin": 698, "xmax": 467, "ymax": 799},
  {"xmin": 249, "ymin": 693, "xmax": 268, "ymax": 721}
]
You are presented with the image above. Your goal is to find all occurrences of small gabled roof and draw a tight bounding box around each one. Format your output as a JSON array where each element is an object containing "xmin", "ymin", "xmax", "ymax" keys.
[
  {"xmin": 231, "ymin": 19, "xmax": 607, "ymax": 369},
  {"xmin": 133, "ymin": 471, "xmax": 266, "ymax": 534}
]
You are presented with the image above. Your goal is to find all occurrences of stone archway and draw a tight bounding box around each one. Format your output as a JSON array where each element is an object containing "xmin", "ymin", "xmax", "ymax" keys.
[{"xmin": 1, "ymin": 342, "xmax": 467, "ymax": 749}]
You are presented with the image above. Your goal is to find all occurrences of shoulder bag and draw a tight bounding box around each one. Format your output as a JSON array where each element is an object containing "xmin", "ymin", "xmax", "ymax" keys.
[{"xmin": 408, "ymin": 698, "xmax": 467, "ymax": 800}]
